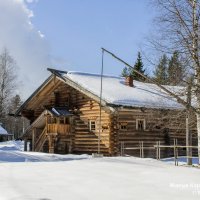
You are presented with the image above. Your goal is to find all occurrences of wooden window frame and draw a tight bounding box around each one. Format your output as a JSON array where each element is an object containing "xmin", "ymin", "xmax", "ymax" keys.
[
  {"xmin": 89, "ymin": 120, "xmax": 96, "ymax": 131},
  {"xmin": 59, "ymin": 117, "xmax": 65, "ymax": 124},
  {"xmin": 136, "ymin": 119, "xmax": 146, "ymax": 131}
]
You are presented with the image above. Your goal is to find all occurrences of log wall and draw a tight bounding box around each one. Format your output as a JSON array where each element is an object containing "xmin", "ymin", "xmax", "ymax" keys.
[
  {"xmin": 116, "ymin": 109, "xmax": 198, "ymax": 158},
  {"xmin": 70, "ymin": 90, "xmax": 112, "ymax": 155}
]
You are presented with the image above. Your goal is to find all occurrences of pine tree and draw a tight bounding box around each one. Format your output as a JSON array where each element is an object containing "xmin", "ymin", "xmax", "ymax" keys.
[
  {"xmin": 154, "ymin": 54, "xmax": 168, "ymax": 85},
  {"xmin": 9, "ymin": 95, "xmax": 22, "ymax": 113},
  {"xmin": 168, "ymin": 51, "xmax": 185, "ymax": 85},
  {"xmin": 6, "ymin": 94, "xmax": 28, "ymax": 139},
  {"xmin": 121, "ymin": 52, "xmax": 146, "ymax": 81},
  {"xmin": 130, "ymin": 52, "xmax": 146, "ymax": 81}
]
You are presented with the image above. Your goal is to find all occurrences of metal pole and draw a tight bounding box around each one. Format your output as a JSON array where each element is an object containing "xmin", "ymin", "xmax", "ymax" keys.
[{"xmin": 98, "ymin": 49, "xmax": 104, "ymax": 154}]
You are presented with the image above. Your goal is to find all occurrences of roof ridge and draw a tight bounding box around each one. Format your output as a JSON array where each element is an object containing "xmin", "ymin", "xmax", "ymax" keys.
[{"xmin": 66, "ymin": 71, "xmax": 122, "ymax": 79}]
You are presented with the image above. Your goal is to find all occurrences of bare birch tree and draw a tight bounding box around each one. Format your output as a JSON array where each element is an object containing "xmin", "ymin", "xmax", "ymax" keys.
[
  {"xmin": 0, "ymin": 48, "xmax": 17, "ymax": 124},
  {"xmin": 151, "ymin": 0, "xmax": 200, "ymax": 162}
]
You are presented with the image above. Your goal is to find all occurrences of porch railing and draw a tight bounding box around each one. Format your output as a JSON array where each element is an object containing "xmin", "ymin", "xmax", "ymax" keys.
[
  {"xmin": 47, "ymin": 123, "xmax": 70, "ymax": 134},
  {"xmin": 34, "ymin": 127, "xmax": 47, "ymax": 152}
]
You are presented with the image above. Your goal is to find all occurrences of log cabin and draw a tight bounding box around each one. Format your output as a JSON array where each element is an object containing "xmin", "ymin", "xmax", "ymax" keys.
[{"xmin": 15, "ymin": 68, "xmax": 197, "ymax": 157}]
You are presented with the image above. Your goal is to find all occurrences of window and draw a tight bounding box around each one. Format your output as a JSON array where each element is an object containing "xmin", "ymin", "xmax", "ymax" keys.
[
  {"xmin": 136, "ymin": 119, "xmax": 146, "ymax": 131},
  {"xmin": 52, "ymin": 117, "xmax": 57, "ymax": 124},
  {"xmin": 89, "ymin": 120, "xmax": 96, "ymax": 131},
  {"xmin": 48, "ymin": 117, "xmax": 57, "ymax": 124},
  {"xmin": 120, "ymin": 122, "xmax": 127, "ymax": 130},
  {"xmin": 59, "ymin": 117, "xmax": 65, "ymax": 124}
]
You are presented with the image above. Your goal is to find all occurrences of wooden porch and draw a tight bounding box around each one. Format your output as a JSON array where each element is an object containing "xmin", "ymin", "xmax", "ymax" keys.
[
  {"xmin": 47, "ymin": 123, "xmax": 70, "ymax": 135},
  {"xmin": 32, "ymin": 123, "xmax": 71, "ymax": 153},
  {"xmin": 24, "ymin": 108, "xmax": 73, "ymax": 154}
]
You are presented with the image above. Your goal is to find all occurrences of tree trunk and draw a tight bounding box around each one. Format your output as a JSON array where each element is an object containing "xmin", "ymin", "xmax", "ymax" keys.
[
  {"xmin": 196, "ymin": 113, "xmax": 200, "ymax": 164},
  {"xmin": 186, "ymin": 114, "xmax": 192, "ymax": 165}
]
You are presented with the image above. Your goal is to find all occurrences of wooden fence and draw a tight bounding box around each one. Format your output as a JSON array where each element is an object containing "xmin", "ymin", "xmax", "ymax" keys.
[{"xmin": 120, "ymin": 139, "xmax": 198, "ymax": 166}]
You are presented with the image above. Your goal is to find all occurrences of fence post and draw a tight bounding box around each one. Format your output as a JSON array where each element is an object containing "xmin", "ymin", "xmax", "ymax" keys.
[
  {"xmin": 158, "ymin": 141, "xmax": 161, "ymax": 160},
  {"xmin": 176, "ymin": 139, "xmax": 178, "ymax": 166},
  {"xmin": 174, "ymin": 139, "xmax": 176, "ymax": 165},
  {"xmin": 142, "ymin": 141, "xmax": 144, "ymax": 158},
  {"xmin": 120, "ymin": 142, "xmax": 123, "ymax": 156},
  {"xmin": 156, "ymin": 141, "xmax": 158, "ymax": 160},
  {"xmin": 174, "ymin": 139, "xmax": 178, "ymax": 166},
  {"xmin": 198, "ymin": 152, "xmax": 200, "ymax": 165}
]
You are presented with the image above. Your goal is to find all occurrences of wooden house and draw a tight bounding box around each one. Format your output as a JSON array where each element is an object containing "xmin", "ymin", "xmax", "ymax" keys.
[{"xmin": 16, "ymin": 68, "xmax": 197, "ymax": 157}]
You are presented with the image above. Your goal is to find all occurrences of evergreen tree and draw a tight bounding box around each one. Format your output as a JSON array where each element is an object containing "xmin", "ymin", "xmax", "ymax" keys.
[
  {"xmin": 6, "ymin": 94, "xmax": 28, "ymax": 139},
  {"xmin": 153, "ymin": 54, "xmax": 168, "ymax": 85},
  {"xmin": 130, "ymin": 52, "xmax": 146, "ymax": 81},
  {"xmin": 153, "ymin": 52, "xmax": 185, "ymax": 86},
  {"xmin": 121, "ymin": 52, "xmax": 146, "ymax": 81},
  {"xmin": 9, "ymin": 94, "xmax": 22, "ymax": 113},
  {"xmin": 168, "ymin": 51, "xmax": 185, "ymax": 85}
]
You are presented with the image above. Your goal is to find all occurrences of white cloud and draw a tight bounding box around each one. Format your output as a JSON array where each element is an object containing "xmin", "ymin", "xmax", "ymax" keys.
[
  {"xmin": 38, "ymin": 30, "xmax": 45, "ymax": 38},
  {"xmin": 0, "ymin": 0, "xmax": 51, "ymax": 99},
  {"xmin": 25, "ymin": 0, "xmax": 38, "ymax": 3}
]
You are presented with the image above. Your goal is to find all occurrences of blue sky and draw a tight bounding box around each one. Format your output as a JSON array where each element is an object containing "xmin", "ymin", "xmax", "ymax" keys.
[
  {"xmin": 0, "ymin": 0, "xmax": 155, "ymax": 98},
  {"xmin": 28, "ymin": 0, "xmax": 155, "ymax": 75}
]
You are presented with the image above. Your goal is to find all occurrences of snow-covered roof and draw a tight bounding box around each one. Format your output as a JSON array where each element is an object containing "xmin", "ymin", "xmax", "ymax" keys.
[
  {"xmin": 57, "ymin": 71, "xmax": 186, "ymax": 110},
  {"xmin": 16, "ymin": 69, "xmax": 188, "ymax": 116},
  {"xmin": 0, "ymin": 125, "xmax": 8, "ymax": 135},
  {"xmin": 49, "ymin": 107, "xmax": 73, "ymax": 117}
]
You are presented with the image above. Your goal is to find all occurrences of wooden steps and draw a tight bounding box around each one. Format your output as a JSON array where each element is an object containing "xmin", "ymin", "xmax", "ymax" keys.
[{"xmin": 34, "ymin": 127, "xmax": 47, "ymax": 152}]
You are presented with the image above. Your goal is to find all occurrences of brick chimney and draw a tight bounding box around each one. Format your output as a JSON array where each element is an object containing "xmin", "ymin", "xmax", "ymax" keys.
[{"xmin": 125, "ymin": 76, "xmax": 134, "ymax": 87}]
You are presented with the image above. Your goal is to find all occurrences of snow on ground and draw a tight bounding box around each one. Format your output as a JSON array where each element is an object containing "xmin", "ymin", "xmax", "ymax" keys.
[
  {"xmin": 0, "ymin": 141, "xmax": 89, "ymax": 163},
  {"xmin": 163, "ymin": 157, "xmax": 199, "ymax": 165},
  {"xmin": 0, "ymin": 141, "xmax": 200, "ymax": 200},
  {"xmin": 0, "ymin": 140, "xmax": 24, "ymax": 151}
]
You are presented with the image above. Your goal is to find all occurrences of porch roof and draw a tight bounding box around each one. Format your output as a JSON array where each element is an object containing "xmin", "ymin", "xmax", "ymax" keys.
[{"xmin": 48, "ymin": 107, "xmax": 73, "ymax": 117}]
